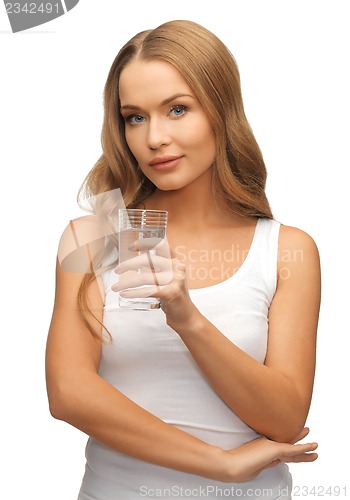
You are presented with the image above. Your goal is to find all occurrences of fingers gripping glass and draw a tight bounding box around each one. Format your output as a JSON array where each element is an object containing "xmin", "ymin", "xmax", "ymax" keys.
[{"xmin": 117, "ymin": 209, "xmax": 168, "ymax": 310}]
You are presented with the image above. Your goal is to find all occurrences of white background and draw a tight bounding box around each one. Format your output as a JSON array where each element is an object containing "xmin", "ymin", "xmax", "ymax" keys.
[{"xmin": 1, "ymin": 1, "xmax": 349, "ymax": 498}]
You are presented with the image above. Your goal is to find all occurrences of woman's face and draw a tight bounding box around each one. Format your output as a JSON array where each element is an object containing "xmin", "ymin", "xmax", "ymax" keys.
[{"xmin": 118, "ymin": 59, "xmax": 216, "ymax": 192}]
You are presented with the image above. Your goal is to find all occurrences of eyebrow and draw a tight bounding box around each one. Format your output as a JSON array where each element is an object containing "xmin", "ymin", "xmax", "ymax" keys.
[{"xmin": 120, "ymin": 93, "xmax": 194, "ymax": 111}]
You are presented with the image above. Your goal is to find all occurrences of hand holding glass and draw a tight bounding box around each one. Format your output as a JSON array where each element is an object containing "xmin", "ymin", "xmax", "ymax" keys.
[{"xmin": 117, "ymin": 209, "xmax": 168, "ymax": 310}]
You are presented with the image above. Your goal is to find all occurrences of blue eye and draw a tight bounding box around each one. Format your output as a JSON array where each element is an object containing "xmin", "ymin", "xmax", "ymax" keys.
[
  {"xmin": 126, "ymin": 114, "xmax": 145, "ymax": 124},
  {"xmin": 169, "ymin": 105, "xmax": 187, "ymax": 117}
]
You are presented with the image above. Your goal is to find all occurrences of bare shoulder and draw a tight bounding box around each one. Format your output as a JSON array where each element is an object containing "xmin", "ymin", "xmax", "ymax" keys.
[
  {"xmin": 277, "ymin": 224, "xmax": 321, "ymax": 281},
  {"xmin": 59, "ymin": 214, "xmax": 102, "ymax": 244},
  {"xmin": 57, "ymin": 215, "xmax": 106, "ymax": 274},
  {"xmin": 279, "ymin": 224, "xmax": 320, "ymax": 259}
]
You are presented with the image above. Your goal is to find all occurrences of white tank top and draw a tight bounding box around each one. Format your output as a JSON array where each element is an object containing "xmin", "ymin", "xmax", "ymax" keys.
[{"xmin": 78, "ymin": 217, "xmax": 292, "ymax": 500}]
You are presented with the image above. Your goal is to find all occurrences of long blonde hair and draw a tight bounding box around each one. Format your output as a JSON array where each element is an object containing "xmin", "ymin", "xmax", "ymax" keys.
[{"xmin": 78, "ymin": 20, "xmax": 273, "ymax": 339}]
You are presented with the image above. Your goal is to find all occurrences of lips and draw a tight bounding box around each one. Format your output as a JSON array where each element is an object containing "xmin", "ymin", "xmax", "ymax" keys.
[{"xmin": 149, "ymin": 155, "xmax": 183, "ymax": 170}]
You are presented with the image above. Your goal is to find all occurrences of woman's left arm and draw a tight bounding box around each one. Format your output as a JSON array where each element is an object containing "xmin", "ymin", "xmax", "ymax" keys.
[
  {"xmin": 115, "ymin": 225, "xmax": 321, "ymax": 442},
  {"xmin": 166, "ymin": 225, "xmax": 321, "ymax": 442}
]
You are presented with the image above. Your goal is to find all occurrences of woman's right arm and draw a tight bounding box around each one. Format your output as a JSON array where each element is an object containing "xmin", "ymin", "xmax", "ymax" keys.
[
  {"xmin": 46, "ymin": 250, "xmax": 225, "ymax": 477},
  {"xmin": 45, "ymin": 225, "xmax": 318, "ymax": 483}
]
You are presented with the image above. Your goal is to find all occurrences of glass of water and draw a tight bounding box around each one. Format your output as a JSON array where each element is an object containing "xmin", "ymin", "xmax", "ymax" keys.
[{"xmin": 118, "ymin": 208, "xmax": 168, "ymax": 310}]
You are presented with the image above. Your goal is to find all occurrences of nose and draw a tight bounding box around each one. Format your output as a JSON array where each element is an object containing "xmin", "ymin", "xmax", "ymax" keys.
[{"xmin": 146, "ymin": 117, "xmax": 171, "ymax": 150}]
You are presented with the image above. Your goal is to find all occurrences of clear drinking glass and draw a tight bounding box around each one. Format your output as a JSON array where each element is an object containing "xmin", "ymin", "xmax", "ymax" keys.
[{"xmin": 118, "ymin": 208, "xmax": 168, "ymax": 310}]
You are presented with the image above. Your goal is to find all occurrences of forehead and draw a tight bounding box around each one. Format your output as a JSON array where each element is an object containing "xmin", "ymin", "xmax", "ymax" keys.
[{"xmin": 118, "ymin": 59, "xmax": 193, "ymax": 105}]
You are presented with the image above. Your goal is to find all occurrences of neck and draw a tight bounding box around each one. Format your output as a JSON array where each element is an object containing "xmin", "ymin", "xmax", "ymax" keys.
[{"xmin": 143, "ymin": 175, "xmax": 235, "ymax": 230}]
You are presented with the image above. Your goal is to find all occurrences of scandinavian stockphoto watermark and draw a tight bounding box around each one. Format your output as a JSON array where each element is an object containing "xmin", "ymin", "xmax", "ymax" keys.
[
  {"xmin": 139, "ymin": 485, "xmax": 290, "ymax": 497},
  {"xmin": 3, "ymin": 0, "xmax": 79, "ymax": 32},
  {"xmin": 57, "ymin": 188, "xmax": 306, "ymax": 284},
  {"xmin": 175, "ymin": 244, "xmax": 304, "ymax": 283},
  {"xmin": 139, "ymin": 484, "xmax": 348, "ymax": 497}
]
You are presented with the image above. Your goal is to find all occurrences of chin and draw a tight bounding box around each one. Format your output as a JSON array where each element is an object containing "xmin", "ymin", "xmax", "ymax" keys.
[
  {"xmin": 150, "ymin": 177, "xmax": 188, "ymax": 191},
  {"xmin": 153, "ymin": 183, "xmax": 188, "ymax": 192}
]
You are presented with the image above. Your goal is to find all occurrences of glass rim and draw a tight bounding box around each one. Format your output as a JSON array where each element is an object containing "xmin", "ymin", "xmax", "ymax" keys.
[
  {"xmin": 118, "ymin": 208, "xmax": 168, "ymax": 229},
  {"xmin": 118, "ymin": 208, "xmax": 168, "ymax": 214}
]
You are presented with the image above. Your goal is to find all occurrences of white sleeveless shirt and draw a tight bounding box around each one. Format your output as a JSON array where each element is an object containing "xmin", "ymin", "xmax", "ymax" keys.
[{"xmin": 78, "ymin": 218, "xmax": 292, "ymax": 500}]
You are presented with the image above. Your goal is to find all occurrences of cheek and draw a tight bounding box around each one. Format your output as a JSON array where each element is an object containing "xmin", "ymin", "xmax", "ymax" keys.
[
  {"xmin": 185, "ymin": 120, "xmax": 215, "ymax": 149},
  {"xmin": 125, "ymin": 130, "xmax": 142, "ymax": 160},
  {"xmin": 193, "ymin": 125, "xmax": 216, "ymax": 161}
]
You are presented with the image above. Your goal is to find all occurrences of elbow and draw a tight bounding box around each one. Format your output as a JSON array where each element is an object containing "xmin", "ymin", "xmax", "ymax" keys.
[
  {"xmin": 48, "ymin": 396, "xmax": 66, "ymax": 421},
  {"xmin": 46, "ymin": 369, "xmax": 98, "ymax": 422},
  {"xmin": 265, "ymin": 419, "xmax": 307, "ymax": 444},
  {"xmin": 264, "ymin": 394, "xmax": 310, "ymax": 443},
  {"xmin": 267, "ymin": 429, "xmax": 302, "ymax": 444},
  {"xmin": 47, "ymin": 383, "xmax": 75, "ymax": 422}
]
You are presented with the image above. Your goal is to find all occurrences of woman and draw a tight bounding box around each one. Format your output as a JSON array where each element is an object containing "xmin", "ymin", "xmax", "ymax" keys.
[{"xmin": 46, "ymin": 20, "xmax": 321, "ymax": 499}]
